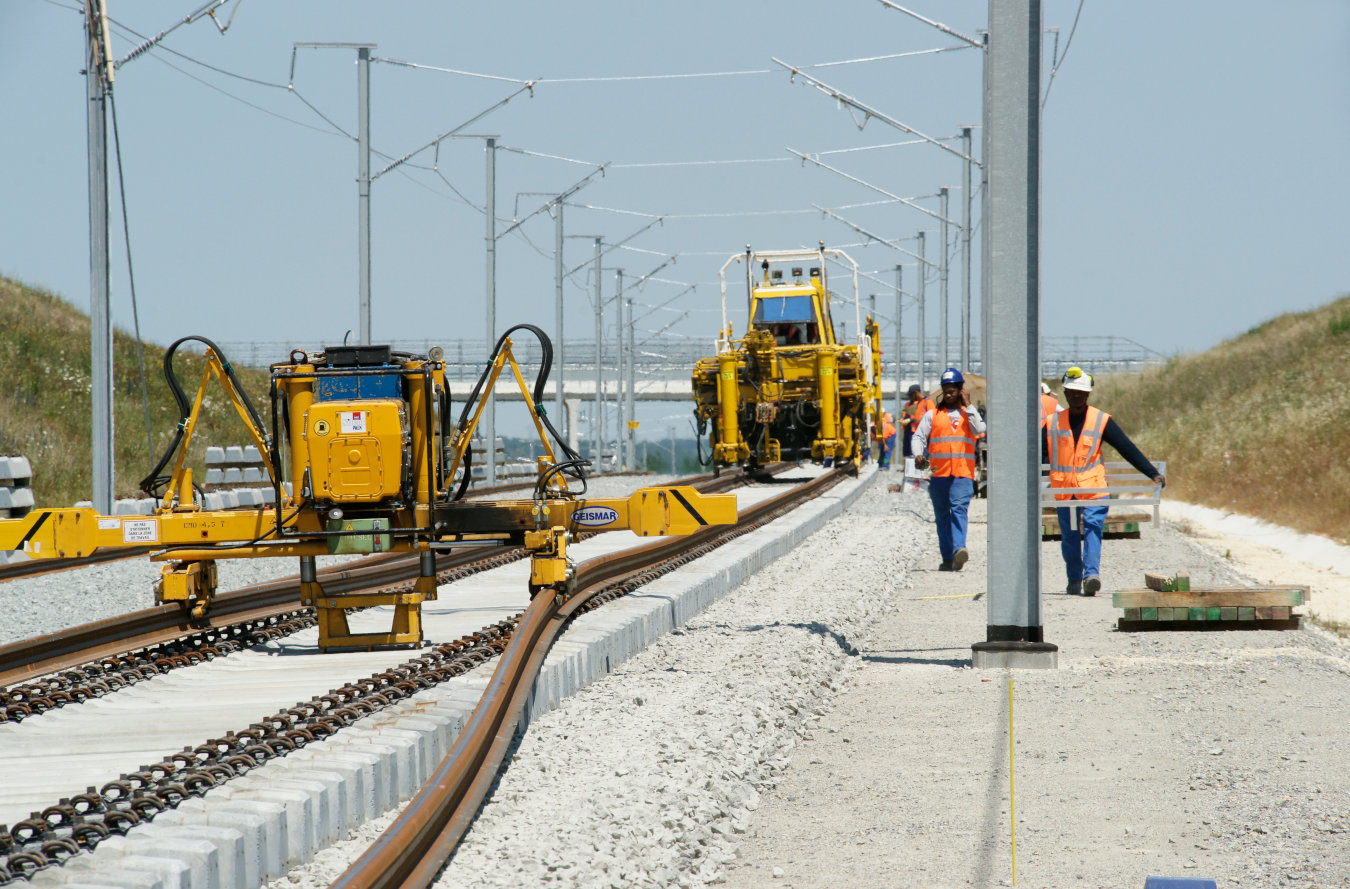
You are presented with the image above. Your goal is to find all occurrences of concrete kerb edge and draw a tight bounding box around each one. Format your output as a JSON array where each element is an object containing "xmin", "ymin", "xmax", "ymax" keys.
[{"xmin": 44, "ymin": 469, "xmax": 876, "ymax": 889}]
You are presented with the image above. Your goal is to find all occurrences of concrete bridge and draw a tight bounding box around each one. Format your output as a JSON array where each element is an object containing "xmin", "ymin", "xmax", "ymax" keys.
[{"xmin": 214, "ymin": 335, "xmax": 1165, "ymax": 404}]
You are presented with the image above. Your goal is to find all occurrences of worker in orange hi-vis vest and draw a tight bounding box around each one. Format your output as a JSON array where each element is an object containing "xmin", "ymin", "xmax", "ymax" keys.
[
  {"xmin": 912, "ymin": 368, "xmax": 985, "ymax": 572},
  {"xmin": 900, "ymin": 384, "xmax": 935, "ymax": 459},
  {"xmin": 1043, "ymin": 366, "xmax": 1166, "ymax": 596},
  {"xmin": 876, "ymin": 412, "xmax": 897, "ymax": 470},
  {"xmin": 1040, "ymin": 381, "xmax": 1061, "ymax": 427}
]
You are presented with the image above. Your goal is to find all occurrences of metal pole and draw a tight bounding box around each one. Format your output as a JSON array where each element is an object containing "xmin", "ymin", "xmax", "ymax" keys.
[
  {"xmin": 669, "ymin": 425, "xmax": 676, "ymax": 475},
  {"xmin": 917, "ymin": 232, "xmax": 927, "ymax": 393},
  {"xmin": 972, "ymin": 0, "xmax": 1056, "ymax": 670},
  {"xmin": 484, "ymin": 137, "xmax": 497, "ymax": 485},
  {"xmin": 961, "ymin": 126, "xmax": 974, "ymax": 373},
  {"xmin": 625, "ymin": 295, "xmax": 636, "ymax": 470},
  {"xmin": 894, "ymin": 265, "xmax": 903, "ymax": 419},
  {"xmin": 614, "ymin": 270, "xmax": 624, "ymax": 467},
  {"xmin": 554, "ymin": 201, "xmax": 565, "ymax": 437},
  {"xmin": 592, "ymin": 237, "xmax": 602, "ymax": 468},
  {"xmin": 939, "ymin": 187, "xmax": 950, "ymax": 372},
  {"xmin": 87, "ymin": 0, "xmax": 114, "ymax": 513},
  {"xmin": 357, "ymin": 47, "xmax": 371, "ymax": 346}
]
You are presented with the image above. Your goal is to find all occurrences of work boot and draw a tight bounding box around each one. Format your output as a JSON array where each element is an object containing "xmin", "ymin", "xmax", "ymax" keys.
[
  {"xmin": 952, "ymin": 548, "xmax": 969, "ymax": 571},
  {"xmin": 938, "ymin": 560, "xmax": 954, "ymax": 571},
  {"xmin": 1082, "ymin": 576, "xmax": 1101, "ymax": 596},
  {"xmin": 1066, "ymin": 580, "xmax": 1082, "ymax": 596}
]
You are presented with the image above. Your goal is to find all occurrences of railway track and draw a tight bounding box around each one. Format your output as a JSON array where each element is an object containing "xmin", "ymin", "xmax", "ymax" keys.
[{"xmin": 0, "ymin": 464, "xmax": 846, "ymax": 886}]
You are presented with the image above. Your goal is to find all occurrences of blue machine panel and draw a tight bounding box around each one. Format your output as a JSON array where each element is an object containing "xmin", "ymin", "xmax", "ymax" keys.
[{"xmin": 314, "ymin": 370, "xmax": 402, "ymax": 401}]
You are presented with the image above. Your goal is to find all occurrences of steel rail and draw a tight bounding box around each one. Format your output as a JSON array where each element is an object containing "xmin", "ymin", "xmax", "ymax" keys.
[
  {"xmin": 330, "ymin": 466, "xmax": 848, "ymax": 889},
  {"xmin": 0, "ymin": 466, "xmax": 765, "ymax": 691}
]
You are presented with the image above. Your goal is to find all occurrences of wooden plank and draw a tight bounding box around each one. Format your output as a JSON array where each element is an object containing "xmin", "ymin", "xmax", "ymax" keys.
[
  {"xmin": 1144, "ymin": 572, "xmax": 1190, "ymax": 592},
  {"xmin": 1117, "ymin": 617, "xmax": 1300, "ymax": 633},
  {"xmin": 1123, "ymin": 608, "xmax": 1140, "ymax": 621},
  {"xmin": 1220, "ymin": 606, "xmax": 1238, "ymax": 620},
  {"xmin": 1238, "ymin": 606, "xmax": 1256, "ymax": 621},
  {"xmin": 1141, "ymin": 607, "xmax": 1157, "ymax": 621},
  {"xmin": 1110, "ymin": 586, "xmax": 1307, "ymax": 609},
  {"xmin": 1188, "ymin": 607, "xmax": 1205, "ymax": 621}
]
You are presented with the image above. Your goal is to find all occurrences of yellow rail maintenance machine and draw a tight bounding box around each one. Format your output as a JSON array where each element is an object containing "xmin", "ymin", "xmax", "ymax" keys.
[
  {"xmin": 692, "ymin": 245, "xmax": 883, "ymax": 474},
  {"xmin": 0, "ymin": 326, "xmax": 735, "ymax": 651}
]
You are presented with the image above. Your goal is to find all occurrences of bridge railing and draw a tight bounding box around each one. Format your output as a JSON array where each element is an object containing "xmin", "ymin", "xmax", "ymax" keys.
[{"xmin": 208, "ymin": 334, "xmax": 1166, "ymax": 388}]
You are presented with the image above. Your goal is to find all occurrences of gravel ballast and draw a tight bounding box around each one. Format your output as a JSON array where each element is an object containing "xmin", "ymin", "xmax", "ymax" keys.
[
  {"xmin": 277, "ymin": 477, "xmax": 1348, "ymax": 889},
  {"xmin": 7, "ymin": 471, "xmax": 1348, "ymax": 888}
]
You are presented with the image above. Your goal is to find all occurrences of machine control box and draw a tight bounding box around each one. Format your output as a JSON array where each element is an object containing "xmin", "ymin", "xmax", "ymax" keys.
[{"xmin": 304, "ymin": 398, "xmax": 409, "ymax": 502}]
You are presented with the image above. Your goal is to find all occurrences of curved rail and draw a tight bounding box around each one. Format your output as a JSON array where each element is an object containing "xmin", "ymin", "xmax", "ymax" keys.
[
  {"xmin": 0, "ymin": 466, "xmax": 772, "ymax": 693},
  {"xmin": 330, "ymin": 466, "xmax": 848, "ymax": 889}
]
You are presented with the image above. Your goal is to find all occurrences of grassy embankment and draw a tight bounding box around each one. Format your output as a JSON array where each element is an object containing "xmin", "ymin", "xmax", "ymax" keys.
[
  {"xmin": 1091, "ymin": 293, "xmax": 1350, "ymax": 546},
  {"xmin": 0, "ymin": 276, "xmax": 269, "ymax": 507}
]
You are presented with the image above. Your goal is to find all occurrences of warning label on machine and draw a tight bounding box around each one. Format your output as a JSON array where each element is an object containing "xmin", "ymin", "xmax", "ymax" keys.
[
  {"xmin": 122, "ymin": 519, "xmax": 159, "ymax": 543},
  {"xmin": 339, "ymin": 411, "xmax": 368, "ymax": 434}
]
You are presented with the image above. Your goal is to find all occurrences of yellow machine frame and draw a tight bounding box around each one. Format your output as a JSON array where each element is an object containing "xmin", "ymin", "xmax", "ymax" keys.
[
  {"xmin": 0, "ymin": 333, "xmax": 735, "ymax": 651},
  {"xmin": 693, "ymin": 246, "xmax": 883, "ymax": 471}
]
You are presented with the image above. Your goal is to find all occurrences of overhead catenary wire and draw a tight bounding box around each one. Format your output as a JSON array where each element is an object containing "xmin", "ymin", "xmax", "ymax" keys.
[
  {"xmin": 1042, "ymin": 0, "xmax": 1087, "ymax": 108},
  {"xmin": 106, "ymin": 87, "xmax": 155, "ymax": 463}
]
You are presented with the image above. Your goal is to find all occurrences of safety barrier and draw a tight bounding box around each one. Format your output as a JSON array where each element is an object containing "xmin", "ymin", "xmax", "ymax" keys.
[{"xmin": 0, "ymin": 456, "xmax": 34, "ymax": 564}]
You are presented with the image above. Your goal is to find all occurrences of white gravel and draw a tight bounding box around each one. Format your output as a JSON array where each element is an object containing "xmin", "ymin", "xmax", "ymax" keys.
[{"xmin": 271, "ymin": 478, "xmax": 1350, "ymax": 889}]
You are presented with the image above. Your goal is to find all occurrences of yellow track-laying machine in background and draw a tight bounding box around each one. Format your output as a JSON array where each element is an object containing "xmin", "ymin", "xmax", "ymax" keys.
[
  {"xmin": 0, "ymin": 326, "xmax": 735, "ymax": 651},
  {"xmin": 692, "ymin": 245, "xmax": 884, "ymax": 474}
]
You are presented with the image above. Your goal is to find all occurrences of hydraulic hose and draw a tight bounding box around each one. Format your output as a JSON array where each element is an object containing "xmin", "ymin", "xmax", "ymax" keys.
[
  {"xmin": 453, "ymin": 324, "xmax": 588, "ymax": 500},
  {"xmin": 138, "ymin": 336, "xmax": 268, "ymax": 497}
]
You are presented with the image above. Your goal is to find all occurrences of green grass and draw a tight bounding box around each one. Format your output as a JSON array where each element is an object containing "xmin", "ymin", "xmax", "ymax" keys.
[
  {"xmin": 0, "ymin": 277, "xmax": 270, "ymax": 507},
  {"xmin": 1091, "ymin": 292, "xmax": 1350, "ymax": 545}
]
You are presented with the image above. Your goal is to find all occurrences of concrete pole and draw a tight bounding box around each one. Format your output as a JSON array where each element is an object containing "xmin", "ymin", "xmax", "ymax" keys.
[
  {"xmin": 87, "ymin": 0, "xmax": 113, "ymax": 513},
  {"xmin": 554, "ymin": 201, "xmax": 565, "ymax": 438},
  {"xmin": 961, "ymin": 126, "xmax": 974, "ymax": 373},
  {"xmin": 939, "ymin": 187, "xmax": 950, "ymax": 372},
  {"xmin": 894, "ymin": 265, "xmax": 903, "ymax": 419},
  {"xmin": 669, "ymin": 426, "xmax": 676, "ymax": 474},
  {"xmin": 592, "ymin": 237, "xmax": 602, "ymax": 468},
  {"xmin": 972, "ymin": 0, "xmax": 1057, "ymax": 670},
  {"xmin": 625, "ymin": 296, "xmax": 636, "ymax": 470},
  {"xmin": 484, "ymin": 137, "xmax": 497, "ymax": 485},
  {"xmin": 916, "ymin": 231, "xmax": 927, "ymax": 393},
  {"xmin": 614, "ymin": 270, "xmax": 624, "ymax": 467},
  {"xmin": 357, "ymin": 47, "xmax": 371, "ymax": 346}
]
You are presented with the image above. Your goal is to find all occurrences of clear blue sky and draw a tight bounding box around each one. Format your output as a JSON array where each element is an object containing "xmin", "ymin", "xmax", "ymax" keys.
[{"xmin": 3, "ymin": 1, "xmax": 1348, "ymax": 429}]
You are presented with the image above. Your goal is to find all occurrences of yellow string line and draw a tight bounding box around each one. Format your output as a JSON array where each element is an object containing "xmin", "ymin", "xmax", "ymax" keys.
[
  {"xmin": 1009, "ymin": 676, "xmax": 1017, "ymax": 886},
  {"xmin": 912, "ymin": 592, "xmax": 982, "ymax": 600}
]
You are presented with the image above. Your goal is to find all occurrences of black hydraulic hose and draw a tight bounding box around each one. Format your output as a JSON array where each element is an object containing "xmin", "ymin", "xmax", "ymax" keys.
[
  {"xmin": 138, "ymin": 336, "xmax": 269, "ymax": 496},
  {"xmin": 452, "ymin": 324, "xmax": 589, "ymax": 500}
]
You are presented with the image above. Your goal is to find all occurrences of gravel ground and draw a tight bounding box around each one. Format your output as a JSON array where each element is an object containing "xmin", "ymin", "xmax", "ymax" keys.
[
  {"xmin": 11, "ymin": 471, "xmax": 1347, "ymax": 888},
  {"xmin": 272, "ymin": 476, "xmax": 1350, "ymax": 889},
  {"xmin": 0, "ymin": 474, "xmax": 663, "ymax": 647}
]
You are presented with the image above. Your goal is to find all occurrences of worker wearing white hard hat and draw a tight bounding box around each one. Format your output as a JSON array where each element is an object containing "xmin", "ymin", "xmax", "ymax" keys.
[{"xmin": 1043, "ymin": 366, "xmax": 1165, "ymax": 596}]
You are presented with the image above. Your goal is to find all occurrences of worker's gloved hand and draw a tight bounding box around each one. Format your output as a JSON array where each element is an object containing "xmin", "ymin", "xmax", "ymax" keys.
[
  {"xmin": 914, "ymin": 455, "xmax": 929, "ymax": 470},
  {"xmin": 1154, "ymin": 474, "xmax": 1167, "ymax": 489}
]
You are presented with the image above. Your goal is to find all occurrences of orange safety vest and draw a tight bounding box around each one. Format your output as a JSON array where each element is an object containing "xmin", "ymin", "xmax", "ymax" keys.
[
  {"xmin": 1047, "ymin": 405, "xmax": 1109, "ymax": 500},
  {"xmin": 927, "ymin": 407, "xmax": 977, "ymax": 479},
  {"xmin": 903, "ymin": 398, "xmax": 934, "ymax": 429},
  {"xmin": 1040, "ymin": 392, "xmax": 1060, "ymax": 426},
  {"xmin": 880, "ymin": 415, "xmax": 896, "ymax": 439}
]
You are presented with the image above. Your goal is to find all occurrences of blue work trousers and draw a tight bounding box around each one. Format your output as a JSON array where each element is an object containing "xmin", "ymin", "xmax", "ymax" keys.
[
  {"xmin": 877, "ymin": 434, "xmax": 897, "ymax": 468},
  {"xmin": 1056, "ymin": 503, "xmax": 1110, "ymax": 582},
  {"xmin": 928, "ymin": 476, "xmax": 974, "ymax": 561}
]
